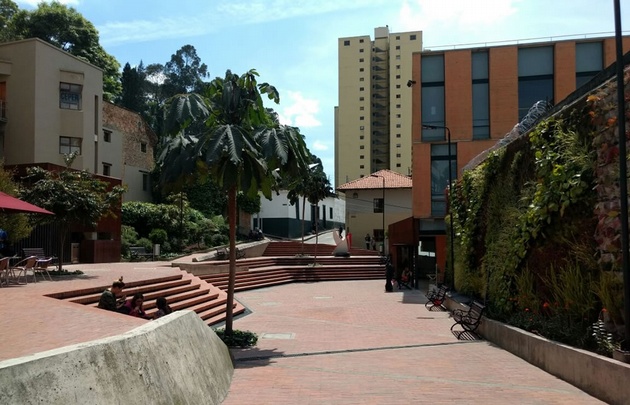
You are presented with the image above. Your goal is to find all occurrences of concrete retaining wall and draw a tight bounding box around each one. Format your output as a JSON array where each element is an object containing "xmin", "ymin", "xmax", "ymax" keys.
[
  {"xmin": 446, "ymin": 297, "xmax": 630, "ymax": 405},
  {"xmin": 0, "ymin": 311, "xmax": 234, "ymax": 405}
]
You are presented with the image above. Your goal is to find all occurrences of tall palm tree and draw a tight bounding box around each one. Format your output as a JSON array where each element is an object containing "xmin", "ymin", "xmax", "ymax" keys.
[{"xmin": 159, "ymin": 69, "xmax": 310, "ymax": 334}]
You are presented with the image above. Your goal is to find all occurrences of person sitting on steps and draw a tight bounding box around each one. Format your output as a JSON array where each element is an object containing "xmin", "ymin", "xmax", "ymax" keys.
[{"xmin": 98, "ymin": 277, "xmax": 127, "ymax": 313}]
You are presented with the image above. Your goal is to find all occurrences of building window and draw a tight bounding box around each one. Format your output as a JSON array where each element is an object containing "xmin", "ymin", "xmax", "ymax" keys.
[
  {"xmin": 103, "ymin": 129, "xmax": 112, "ymax": 143},
  {"xmin": 396, "ymin": 114, "xmax": 401, "ymax": 118},
  {"xmin": 396, "ymin": 46, "xmax": 400, "ymax": 50},
  {"xmin": 576, "ymin": 41, "xmax": 603, "ymax": 88},
  {"xmin": 360, "ymin": 145, "xmax": 365, "ymax": 149},
  {"xmin": 396, "ymin": 163, "xmax": 401, "ymax": 168},
  {"xmin": 396, "ymin": 94, "xmax": 401, "ymax": 99},
  {"xmin": 344, "ymin": 40, "xmax": 350, "ymax": 46},
  {"xmin": 396, "ymin": 104, "xmax": 401, "ymax": 108},
  {"xmin": 359, "ymin": 39, "xmax": 364, "ymax": 43},
  {"xmin": 518, "ymin": 46, "xmax": 554, "ymax": 120},
  {"xmin": 472, "ymin": 51, "xmax": 490, "ymax": 139},
  {"xmin": 359, "ymin": 58, "xmax": 364, "ymax": 63},
  {"xmin": 141, "ymin": 142, "xmax": 147, "ymax": 153},
  {"xmin": 431, "ymin": 143, "xmax": 457, "ymax": 216},
  {"xmin": 359, "ymin": 97, "xmax": 364, "ymax": 101},
  {"xmin": 396, "ymin": 65, "xmax": 400, "ymax": 69},
  {"xmin": 396, "ymin": 123, "xmax": 401, "ymax": 128},
  {"xmin": 410, "ymin": 34, "xmax": 417, "ymax": 40},
  {"xmin": 359, "ymin": 68, "xmax": 364, "ymax": 72},
  {"xmin": 329, "ymin": 207, "xmax": 333, "ymax": 219},
  {"xmin": 396, "ymin": 84, "xmax": 401, "ymax": 89},
  {"xmin": 359, "ymin": 165, "xmax": 364, "ymax": 169},
  {"xmin": 102, "ymin": 163, "xmax": 111, "ymax": 176},
  {"xmin": 421, "ymin": 54, "xmax": 445, "ymax": 141},
  {"xmin": 396, "ymin": 143, "xmax": 401, "ymax": 148},
  {"xmin": 360, "ymin": 155, "xmax": 364, "ymax": 159},
  {"xmin": 360, "ymin": 48, "xmax": 364, "ymax": 53},
  {"xmin": 396, "ymin": 134, "xmax": 401, "ymax": 138},
  {"xmin": 142, "ymin": 173, "xmax": 149, "ymax": 191},
  {"xmin": 395, "ymin": 75, "xmax": 401, "ymax": 79},
  {"xmin": 360, "ymin": 116, "xmax": 364, "ymax": 120},
  {"xmin": 396, "ymin": 55, "xmax": 400, "ymax": 60},
  {"xmin": 396, "ymin": 153, "xmax": 401, "ymax": 158},
  {"xmin": 396, "ymin": 35, "xmax": 400, "ymax": 40},
  {"xmin": 360, "ymin": 106, "xmax": 364, "ymax": 110},
  {"xmin": 359, "ymin": 135, "xmax": 364, "ymax": 140},
  {"xmin": 360, "ymin": 125, "xmax": 365, "ymax": 130},
  {"xmin": 360, "ymin": 87, "xmax": 364, "ymax": 91},
  {"xmin": 59, "ymin": 82, "xmax": 82, "ymax": 110},
  {"xmin": 373, "ymin": 198, "xmax": 384, "ymax": 213},
  {"xmin": 59, "ymin": 136, "xmax": 81, "ymax": 154},
  {"xmin": 359, "ymin": 77, "xmax": 364, "ymax": 82}
]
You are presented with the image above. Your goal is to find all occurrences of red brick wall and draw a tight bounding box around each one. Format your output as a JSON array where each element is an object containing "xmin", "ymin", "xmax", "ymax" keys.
[
  {"xmin": 489, "ymin": 46, "xmax": 519, "ymax": 138},
  {"xmin": 445, "ymin": 50, "xmax": 473, "ymax": 141}
]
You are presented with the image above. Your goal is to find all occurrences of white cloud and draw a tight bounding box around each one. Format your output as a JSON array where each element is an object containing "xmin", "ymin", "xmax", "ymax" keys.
[
  {"xmin": 311, "ymin": 140, "xmax": 328, "ymax": 152},
  {"xmin": 399, "ymin": 0, "xmax": 519, "ymax": 38},
  {"xmin": 277, "ymin": 91, "xmax": 322, "ymax": 129}
]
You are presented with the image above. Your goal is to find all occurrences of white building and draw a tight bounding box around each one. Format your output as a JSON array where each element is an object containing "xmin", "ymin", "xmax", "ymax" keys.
[{"xmin": 253, "ymin": 191, "xmax": 345, "ymax": 239}]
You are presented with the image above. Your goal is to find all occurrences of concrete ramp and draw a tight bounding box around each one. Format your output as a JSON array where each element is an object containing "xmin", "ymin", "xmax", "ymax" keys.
[{"xmin": 0, "ymin": 311, "xmax": 233, "ymax": 405}]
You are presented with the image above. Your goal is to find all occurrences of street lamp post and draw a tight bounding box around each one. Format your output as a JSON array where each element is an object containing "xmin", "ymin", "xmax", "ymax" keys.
[
  {"xmin": 422, "ymin": 124, "xmax": 455, "ymax": 282},
  {"xmin": 371, "ymin": 174, "xmax": 385, "ymax": 254}
]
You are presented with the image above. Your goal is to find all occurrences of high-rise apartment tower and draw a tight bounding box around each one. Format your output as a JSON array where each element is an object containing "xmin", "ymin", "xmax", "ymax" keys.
[{"xmin": 335, "ymin": 26, "xmax": 422, "ymax": 187}]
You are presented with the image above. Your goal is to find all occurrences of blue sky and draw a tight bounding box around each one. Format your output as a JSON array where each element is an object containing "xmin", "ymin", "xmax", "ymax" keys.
[{"xmin": 17, "ymin": 1, "xmax": 630, "ymax": 183}]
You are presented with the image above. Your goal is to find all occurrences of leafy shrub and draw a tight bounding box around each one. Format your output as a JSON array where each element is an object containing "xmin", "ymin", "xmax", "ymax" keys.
[
  {"xmin": 148, "ymin": 228, "xmax": 168, "ymax": 245},
  {"xmin": 205, "ymin": 233, "xmax": 228, "ymax": 247},
  {"xmin": 214, "ymin": 329, "xmax": 258, "ymax": 347},
  {"xmin": 121, "ymin": 225, "xmax": 139, "ymax": 257}
]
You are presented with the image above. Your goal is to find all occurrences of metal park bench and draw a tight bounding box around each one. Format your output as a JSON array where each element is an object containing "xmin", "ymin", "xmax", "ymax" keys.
[
  {"xmin": 129, "ymin": 246, "xmax": 153, "ymax": 261},
  {"xmin": 425, "ymin": 284, "xmax": 449, "ymax": 309},
  {"xmin": 451, "ymin": 300, "xmax": 486, "ymax": 332}
]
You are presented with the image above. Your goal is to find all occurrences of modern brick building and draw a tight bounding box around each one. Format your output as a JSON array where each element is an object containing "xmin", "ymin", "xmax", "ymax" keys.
[{"xmin": 408, "ymin": 34, "xmax": 630, "ymax": 273}]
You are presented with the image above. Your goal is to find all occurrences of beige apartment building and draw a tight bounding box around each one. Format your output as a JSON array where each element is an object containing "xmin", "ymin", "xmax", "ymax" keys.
[
  {"xmin": 0, "ymin": 38, "xmax": 156, "ymax": 262},
  {"xmin": 335, "ymin": 26, "xmax": 422, "ymax": 188},
  {"xmin": 0, "ymin": 38, "xmax": 155, "ymax": 201}
]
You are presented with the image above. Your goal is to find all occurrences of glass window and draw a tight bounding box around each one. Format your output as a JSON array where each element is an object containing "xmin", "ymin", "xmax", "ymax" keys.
[
  {"xmin": 373, "ymin": 198, "xmax": 384, "ymax": 213},
  {"xmin": 576, "ymin": 41, "xmax": 603, "ymax": 87},
  {"xmin": 421, "ymin": 86, "xmax": 445, "ymax": 141},
  {"xmin": 141, "ymin": 142, "xmax": 147, "ymax": 153},
  {"xmin": 102, "ymin": 163, "xmax": 111, "ymax": 176},
  {"xmin": 59, "ymin": 136, "xmax": 81, "ymax": 154},
  {"xmin": 103, "ymin": 130, "xmax": 111, "ymax": 143},
  {"xmin": 410, "ymin": 34, "xmax": 417, "ymax": 40},
  {"xmin": 142, "ymin": 173, "xmax": 149, "ymax": 191},
  {"xmin": 59, "ymin": 82, "xmax": 82, "ymax": 110},
  {"xmin": 518, "ymin": 46, "xmax": 554, "ymax": 120},
  {"xmin": 472, "ymin": 82, "xmax": 490, "ymax": 139},
  {"xmin": 421, "ymin": 55, "xmax": 445, "ymax": 83},
  {"xmin": 344, "ymin": 40, "xmax": 350, "ymax": 46},
  {"xmin": 431, "ymin": 144, "xmax": 456, "ymax": 217}
]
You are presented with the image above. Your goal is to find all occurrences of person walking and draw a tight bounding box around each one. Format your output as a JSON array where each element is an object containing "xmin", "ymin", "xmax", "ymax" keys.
[{"xmin": 365, "ymin": 233, "xmax": 371, "ymax": 249}]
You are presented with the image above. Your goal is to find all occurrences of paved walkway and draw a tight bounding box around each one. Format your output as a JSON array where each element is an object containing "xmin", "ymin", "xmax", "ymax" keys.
[{"xmin": 223, "ymin": 280, "xmax": 603, "ymax": 404}]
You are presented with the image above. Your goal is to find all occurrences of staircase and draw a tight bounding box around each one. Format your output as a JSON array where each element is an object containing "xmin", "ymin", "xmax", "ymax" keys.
[
  {"xmin": 262, "ymin": 241, "xmax": 381, "ymax": 257},
  {"xmin": 46, "ymin": 271, "xmax": 245, "ymax": 326},
  {"xmin": 47, "ymin": 243, "xmax": 385, "ymax": 327}
]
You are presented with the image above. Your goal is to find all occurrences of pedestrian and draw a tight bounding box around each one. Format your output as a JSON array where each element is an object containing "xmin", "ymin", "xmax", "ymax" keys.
[
  {"xmin": 371, "ymin": 237, "xmax": 376, "ymax": 250},
  {"xmin": 365, "ymin": 233, "xmax": 371, "ymax": 249},
  {"xmin": 385, "ymin": 255, "xmax": 394, "ymax": 292}
]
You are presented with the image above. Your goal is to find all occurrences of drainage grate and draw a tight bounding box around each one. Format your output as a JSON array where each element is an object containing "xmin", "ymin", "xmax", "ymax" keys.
[{"xmin": 261, "ymin": 333, "xmax": 295, "ymax": 340}]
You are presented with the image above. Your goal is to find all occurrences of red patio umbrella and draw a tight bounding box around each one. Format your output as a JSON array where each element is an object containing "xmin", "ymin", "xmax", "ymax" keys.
[{"xmin": 0, "ymin": 192, "xmax": 54, "ymax": 215}]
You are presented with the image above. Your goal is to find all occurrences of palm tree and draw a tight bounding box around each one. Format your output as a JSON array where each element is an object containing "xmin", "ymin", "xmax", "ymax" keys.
[{"xmin": 159, "ymin": 69, "xmax": 310, "ymax": 334}]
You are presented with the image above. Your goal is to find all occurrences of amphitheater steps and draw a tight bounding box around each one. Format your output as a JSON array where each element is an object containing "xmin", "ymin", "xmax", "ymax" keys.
[{"xmin": 47, "ymin": 271, "xmax": 245, "ymax": 327}]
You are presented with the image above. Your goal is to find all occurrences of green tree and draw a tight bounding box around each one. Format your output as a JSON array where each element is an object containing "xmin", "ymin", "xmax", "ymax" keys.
[
  {"xmin": 303, "ymin": 165, "xmax": 334, "ymax": 264},
  {"xmin": 159, "ymin": 69, "xmax": 311, "ymax": 334},
  {"xmin": 0, "ymin": 160, "xmax": 32, "ymax": 243},
  {"xmin": 7, "ymin": 1, "xmax": 121, "ymax": 100},
  {"xmin": 118, "ymin": 62, "xmax": 147, "ymax": 114},
  {"xmin": 19, "ymin": 153, "xmax": 125, "ymax": 270},
  {"xmin": 163, "ymin": 45, "xmax": 208, "ymax": 95},
  {"xmin": 0, "ymin": 0, "xmax": 18, "ymax": 42}
]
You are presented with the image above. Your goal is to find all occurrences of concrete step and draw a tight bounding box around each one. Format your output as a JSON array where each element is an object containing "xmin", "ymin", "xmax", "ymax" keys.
[
  {"xmin": 46, "ymin": 274, "xmax": 184, "ymax": 300},
  {"xmin": 67, "ymin": 278, "xmax": 192, "ymax": 305}
]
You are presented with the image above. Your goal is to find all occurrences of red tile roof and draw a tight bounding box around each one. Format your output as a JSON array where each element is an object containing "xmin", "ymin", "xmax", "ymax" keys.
[{"xmin": 337, "ymin": 169, "xmax": 412, "ymax": 191}]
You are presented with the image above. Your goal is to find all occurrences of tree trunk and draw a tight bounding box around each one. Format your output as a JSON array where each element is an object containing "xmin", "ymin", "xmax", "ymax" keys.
[
  {"xmin": 313, "ymin": 202, "xmax": 318, "ymax": 266},
  {"xmin": 301, "ymin": 196, "xmax": 306, "ymax": 255},
  {"xmin": 57, "ymin": 224, "xmax": 68, "ymax": 272},
  {"xmin": 224, "ymin": 186, "xmax": 237, "ymax": 335}
]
